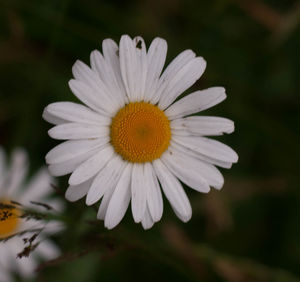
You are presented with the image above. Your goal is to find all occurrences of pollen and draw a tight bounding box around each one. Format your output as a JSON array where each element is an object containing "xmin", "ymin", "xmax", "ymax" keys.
[
  {"xmin": 0, "ymin": 200, "xmax": 21, "ymax": 238},
  {"xmin": 110, "ymin": 102, "xmax": 171, "ymax": 163}
]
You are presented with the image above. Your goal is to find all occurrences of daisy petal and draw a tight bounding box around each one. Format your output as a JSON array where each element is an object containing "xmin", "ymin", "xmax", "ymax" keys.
[
  {"xmin": 16, "ymin": 253, "xmax": 37, "ymax": 279},
  {"xmin": 68, "ymin": 79, "xmax": 113, "ymax": 115},
  {"xmin": 144, "ymin": 162, "xmax": 163, "ymax": 222},
  {"xmin": 65, "ymin": 178, "xmax": 93, "ymax": 202},
  {"xmin": 42, "ymin": 108, "xmax": 67, "ymax": 125},
  {"xmin": 72, "ymin": 60, "xmax": 119, "ymax": 111},
  {"xmin": 37, "ymin": 240, "xmax": 60, "ymax": 260},
  {"xmin": 158, "ymin": 49, "xmax": 195, "ymax": 85},
  {"xmin": 48, "ymin": 123, "xmax": 109, "ymax": 140},
  {"xmin": 171, "ymin": 116, "xmax": 234, "ymax": 136},
  {"xmin": 0, "ymin": 265, "xmax": 11, "ymax": 282},
  {"xmin": 48, "ymin": 147, "xmax": 99, "ymax": 176},
  {"xmin": 168, "ymin": 145, "xmax": 224, "ymax": 189},
  {"xmin": 46, "ymin": 139, "xmax": 108, "ymax": 164},
  {"xmin": 141, "ymin": 207, "xmax": 154, "ymax": 230},
  {"xmin": 131, "ymin": 163, "xmax": 147, "ymax": 223},
  {"xmin": 133, "ymin": 36, "xmax": 148, "ymax": 101},
  {"xmin": 158, "ymin": 57, "xmax": 206, "ymax": 109},
  {"xmin": 86, "ymin": 155, "xmax": 126, "ymax": 206},
  {"xmin": 174, "ymin": 135, "xmax": 238, "ymax": 163},
  {"xmin": 72, "ymin": 60, "xmax": 109, "ymax": 97},
  {"xmin": 6, "ymin": 148, "xmax": 28, "ymax": 197},
  {"xmin": 153, "ymin": 159, "xmax": 192, "ymax": 222},
  {"xmin": 0, "ymin": 245, "xmax": 12, "ymax": 276},
  {"xmin": 119, "ymin": 35, "xmax": 138, "ymax": 101},
  {"xmin": 165, "ymin": 87, "xmax": 226, "ymax": 119},
  {"xmin": 102, "ymin": 39, "xmax": 128, "ymax": 102},
  {"xmin": 104, "ymin": 163, "xmax": 132, "ymax": 229},
  {"xmin": 144, "ymin": 37, "xmax": 167, "ymax": 102},
  {"xmin": 97, "ymin": 182, "xmax": 116, "ymax": 220},
  {"xmin": 90, "ymin": 50, "xmax": 125, "ymax": 107},
  {"xmin": 172, "ymin": 141, "xmax": 233, "ymax": 169},
  {"xmin": 47, "ymin": 198, "xmax": 64, "ymax": 211},
  {"xmin": 22, "ymin": 168, "xmax": 53, "ymax": 201},
  {"xmin": 0, "ymin": 147, "xmax": 6, "ymax": 189},
  {"xmin": 151, "ymin": 49, "xmax": 195, "ymax": 104},
  {"xmin": 162, "ymin": 149, "xmax": 210, "ymax": 193},
  {"xmin": 44, "ymin": 102, "xmax": 110, "ymax": 126},
  {"xmin": 69, "ymin": 146, "xmax": 114, "ymax": 186}
]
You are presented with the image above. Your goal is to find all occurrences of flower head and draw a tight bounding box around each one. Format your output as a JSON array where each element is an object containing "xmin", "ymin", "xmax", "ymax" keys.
[
  {"xmin": 0, "ymin": 148, "xmax": 63, "ymax": 281},
  {"xmin": 43, "ymin": 35, "xmax": 238, "ymax": 230}
]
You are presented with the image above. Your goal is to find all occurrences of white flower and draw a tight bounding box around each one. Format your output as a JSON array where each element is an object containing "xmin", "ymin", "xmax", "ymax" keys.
[
  {"xmin": 0, "ymin": 148, "xmax": 63, "ymax": 282},
  {"xmin": 43, "ymin": 35, "xmax": 238, "ymax": 230}
]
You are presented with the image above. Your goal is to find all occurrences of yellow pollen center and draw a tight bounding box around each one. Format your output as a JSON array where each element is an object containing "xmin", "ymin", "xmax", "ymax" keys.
[
  {"xmin": 0, "ymin": 200, "xmax": 21, "ymax": 238},
  {"xmin": 110, "ymin": 102, "xmax": 171, "ymax": 163}
]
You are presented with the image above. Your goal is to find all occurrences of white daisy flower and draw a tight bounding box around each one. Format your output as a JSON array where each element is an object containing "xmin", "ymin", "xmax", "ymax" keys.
[
  {"xmin": 0, "ymin": 148, "xmax": 63, "ymax": 282},
  {"xmin": 43, "ymin": 35, "xmax": 238, "ymax": 230}
]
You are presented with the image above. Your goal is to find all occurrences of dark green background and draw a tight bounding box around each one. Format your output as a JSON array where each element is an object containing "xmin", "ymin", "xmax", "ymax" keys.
[{"xmin": 0, "ymin": 0, "xmax": 300, "ymax": 281}]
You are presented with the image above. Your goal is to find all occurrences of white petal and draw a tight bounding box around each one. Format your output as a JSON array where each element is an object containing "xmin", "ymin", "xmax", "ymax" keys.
[
  {"xmin": 165, "ymin": 87, "xmax": 226, "ymax": 119},
  {"xmin": 171, "ymin": 116, "xmax": 234, "ymax": 136},
  {"xmin": 144, "ymin": 37, "xmax": 167, "ymax": 102},
  {"xmin": 48, "ymin": 123, "xmax": 109, "ymax": 140},
  {"xmin": 144, "ymin": 162, "xmax": 163, "ymax": 222},
  {"xmin": 158, "ymin": 57, "xmax": 206, "ymax": 109},
  {"xmin": 141, "ymin": 207, "xmax": 154, "ymax": 230},
  {"xmin": 151, "ymin": 49, "xmax": 195, "ymax": 104},
  {"xmin": 68, "ymin": 79, "xmax": 114, "ymax": 116},
  {"xmin": 162, "ymin": 149, "xmax": 210, "ymax": 193},
  {"xmin": 48, "ymin": 147, "xmax": 99, "ymax": 176},
  {"xmin": 86, "ymin": 155, "xmax": 126, "ymax": 205},
  {"xmin": 65, "ymin": 178, "xmax": 93, "ymax": 202},
  {"xmin": 36, "ymin": 240, "xmax": 60, "ymax": 260},
  {"xmin": 166, "ymin": 145, "xmax": 224, "ymax": 189},
  {"xmin": 46, "ymin": 138, "xmax": 108, "ymax": 164},
  {"xmin": 119, "ymin": 35, "xmax": 137, "ymax": 101},
  {"xmin": 72, "ymin": 60, "xmax": 112, "ymax": 102},
  {"xmin": 16, "ymin": 256, "xmax": 37, "ymax": 279},
  {"xmin": 0, "ymin": 243, "xmax": 13, "ymax": 276},
  {"xmin": 119, "ymin": 35, "xmax": 147, "ymax": 101},
  {"xmin": 0, "ymin": 266, "xmax": 12, "ymax": 282},
  {"xmin": 0, "ymin": 147, "xmax": 7, "ymax": 190},
  {"xmin": 157, "ymin": 49, "xmax": 195, "ymax": 86},
  {"xmin": 104, "ymin": 163, "xmax": 132, "ymax": 229},
  {"xmin": 46, "ymin": 198, "xmax": 64, "ymax": 212},
  {"xmin": 69, "ymin": 146, "xmax": 114, "ymax": 185},
  {"xmin": 131, "ymin": 163, "xmax": 147, "ymax": 223},
  {"xmin": 97, "ymin": 181, "xmax": 116, "ymax": 220},
  {"xmin": 172, "ymin": 141, "xmax": 233, "ymax": 169},
  {"xmin": 90, "ymin": 50, "xmax": 125, "ymax": 107},
  {"xmin": 174, "ymin": 135, "xmax": 238, "ymax": 163},
  {"xmin": 42, "ymin": 108, "xmax": 67, "ymax": 125},
  {"xmin": 12, "ymin": 238, "xmax": 37, "ymax": 280},
  {"xmin": 22, "ymin": 168, "xmax": 53, "ymax": 202},
  {"xmin": 44, "ymin": 102, "xmax": 110, "ymax": 126},
  {"xmin": 133, "ymin": 36, "xmax": 147, "ymax": 101},
  {"xmin": 6, "ymin": 148, "xmax": 28, "ymax": 198},
  {"xmin": 43, "ymin": 220, "xmax": 65, "ymax": 235},
  {"xmin": 102, "ymin": 39, "xmax": 128, "ymax": 103},
  {"xmin": 153, "ymin": 159, "xmax": 192, "ymax": 222}
]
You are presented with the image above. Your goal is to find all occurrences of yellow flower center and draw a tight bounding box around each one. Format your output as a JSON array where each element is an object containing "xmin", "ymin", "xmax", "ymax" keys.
[
  {"xmin": 110, "ymin": 102, "xmax": 171, "ymax": 163},
  {"xmin": 0, "ymin": 200, "xmax": 21, "ymax": 238}
]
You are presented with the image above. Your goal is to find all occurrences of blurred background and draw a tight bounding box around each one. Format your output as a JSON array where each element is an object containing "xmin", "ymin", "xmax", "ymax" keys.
[{"xmin": 0, "ymin": 0, "xmax": 300, "ymax": 281}]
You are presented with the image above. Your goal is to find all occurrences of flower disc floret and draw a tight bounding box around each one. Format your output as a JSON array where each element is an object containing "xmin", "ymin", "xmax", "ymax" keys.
[{"xmin": 110, "ymin": 102, "xmax": 171, "ymax": 163}]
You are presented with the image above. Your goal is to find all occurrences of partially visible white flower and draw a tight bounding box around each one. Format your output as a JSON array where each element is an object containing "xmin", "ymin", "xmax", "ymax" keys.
[
  {"xmin": 0, "ymin": 147, "xmax": 64, "ymax": 282},
  {"xmin": 43, "ymin": 35, "xmax": 238, "ymax": 230}
]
